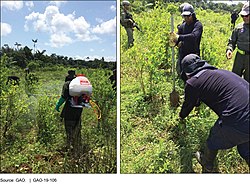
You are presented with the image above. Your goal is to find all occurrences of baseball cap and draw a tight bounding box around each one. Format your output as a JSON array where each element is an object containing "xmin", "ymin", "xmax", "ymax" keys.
[
  {"xmin": 181, "ymin": 4, "xmax": 195, "ymax": 16},
  {"xmin": 239, "ymin": 2, "xmax": 249, "ymax": 16}
]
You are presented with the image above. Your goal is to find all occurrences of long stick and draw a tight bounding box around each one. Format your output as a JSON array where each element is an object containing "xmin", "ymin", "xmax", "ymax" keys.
[{"xmin": 171, "ymin": 14, "xmax": 176, "ymax": 91}]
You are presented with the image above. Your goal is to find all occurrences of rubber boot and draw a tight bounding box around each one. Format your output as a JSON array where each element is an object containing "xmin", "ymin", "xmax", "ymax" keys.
[{"xmin": 195, "ymin": 144, "xmax": 218, "ymax": 173}]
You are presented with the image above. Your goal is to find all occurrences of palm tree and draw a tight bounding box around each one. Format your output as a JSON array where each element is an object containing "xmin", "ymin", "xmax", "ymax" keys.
[
  {"xmin": 32, "ymin": 39, "xmax": 38, "ymax": 53},
  {"xmin": 3, "ymin": 44, "xmax": 9, "ymax": 48},
  {"xmin": 14, "ymin": 42, "xmax": 21, "ymax": 50}
]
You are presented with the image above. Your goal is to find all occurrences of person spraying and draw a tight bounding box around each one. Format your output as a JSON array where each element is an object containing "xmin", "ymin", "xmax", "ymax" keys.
[{"xmin": 55, "ymin": 74, "xmax": 92, "ymax": 156}]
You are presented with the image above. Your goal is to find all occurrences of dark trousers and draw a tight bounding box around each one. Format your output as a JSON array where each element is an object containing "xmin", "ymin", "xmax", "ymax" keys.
[
  {"xmin": 207, "ymin": 118, "xmax": 249, "ymax": 164},
  {"xmin": 64, "ymin": 119, "xmax": 81, "ymax": 155},
  {"xmin": 232, "ymin": 52, "xmax": 249, "ymax": 82},
  {"xmin": 125, "ymin": 27, "xmax": 134, "ymax": 48}
]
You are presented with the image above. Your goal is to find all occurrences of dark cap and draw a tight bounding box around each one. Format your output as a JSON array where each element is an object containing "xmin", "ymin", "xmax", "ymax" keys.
[
  {"xmin": 68, "ymin": 70, "xmax": 76, "ymax": 76},
  {"xmin": 181, "ymin": 4, "xmax": 195, "ymax": 16}
]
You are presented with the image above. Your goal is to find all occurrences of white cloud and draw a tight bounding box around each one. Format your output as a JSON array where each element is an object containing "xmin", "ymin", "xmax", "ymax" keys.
[
  {"xmin": 110, "ymin": 5, "xmax": 116, "ymax": 12},
  {"xmin": 75, "ymin": 32, "xmax": 99, "ymax": 42},
  {"xmin": 25, "ymin": 1, "xmax": 34, "ymax": 9},
  {"xmin": 1, "ymin": 22, "xmax": 12, "ymax": 36},
  {"xmin": 24, "ymin": 5, "xmax": 99, "ymax": 47},
  {"xmin": 96, "ymin": 18, "xmax": 104, "ymax": 23},
  {"xmin": 76, "ymin": 55, "xmax": 116, "ymax": 62},
  {"xmin": 50, "ymin": 33, "xmax": 72, "ymax": 48},
  {"xmin": 51, "ymin": 13, "xmax": 75, "ymax": 33},
  {"xmin": 90, "ymin": 48, "xmax": 94, "ymax": 52},
  {"xmin": 1, "ymin": 1, "xmax": 23, "ymax": 11},
  {"xmin": 73, "ymin": 16, "xmax": 100, "ymax": 42},
  {"xmin": 73, "ymin": 16, "xmax": 90, "ymax": 34},
  {"xmin": 82, "ymin": 54, "xmax": 115, "ymax": 62},
  {"xmin": 92, "ymin": 17, "xmax": 116, "ymax": 34},
  {"xmin": 49, "ymin": 1, "xmax": 67, "ymax": 7},
  {"xmin": 105, "ymin": 56, "xmax": 116, "ymax": 62}
]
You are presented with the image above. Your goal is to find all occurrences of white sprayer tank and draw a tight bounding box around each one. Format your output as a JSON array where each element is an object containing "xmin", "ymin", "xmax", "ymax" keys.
[{"xmin": 69, "ymin": 75, "xmax": 92, "ymax": 97}]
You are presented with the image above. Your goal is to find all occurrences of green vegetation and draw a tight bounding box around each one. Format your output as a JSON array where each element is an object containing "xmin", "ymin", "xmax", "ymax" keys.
[
  {"xmin": 0, "ymin": 53, "xmax": 117, "ymax": 173},
  {"xmin": 120, "ymin": 3, "xmax": 249, "ymax": 173},
  {"xmin": 1, "ymin": 45, "xmax": 115, "ymax": 70}
]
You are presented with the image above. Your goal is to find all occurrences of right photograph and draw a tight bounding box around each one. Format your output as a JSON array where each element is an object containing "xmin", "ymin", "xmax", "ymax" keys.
[{"xmin": 120, "ymin": 0, "xmax": 249, "ymax": 173}]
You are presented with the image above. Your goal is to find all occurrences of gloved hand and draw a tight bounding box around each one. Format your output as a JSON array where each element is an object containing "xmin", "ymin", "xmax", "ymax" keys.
[
  {"xmin": 169, "ymin": 32, "xmax": 179, "ymax": 47},
  {"xmin": 226, "ymin": 50, "xmax": 233, "ymax": 59},
  {"xmin": 55, "ymin": 96, "xmax": 65, "ymax": 112},
  {"xmin": 55, "ymin": 104, "xmax": 60, "ymax": 112}
]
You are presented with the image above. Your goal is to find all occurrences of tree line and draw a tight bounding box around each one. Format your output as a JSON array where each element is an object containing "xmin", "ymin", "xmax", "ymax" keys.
[
  {"xmin": 131, "ymin": 0, "xmax": 245, "ymax": 14},
  {"xmin": 1, "ymin": 45, "xmax": 116, "ymax": 71}
]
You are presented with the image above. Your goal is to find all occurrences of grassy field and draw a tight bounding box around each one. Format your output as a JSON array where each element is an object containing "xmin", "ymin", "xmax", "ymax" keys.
[
  {"xmin": 0, "ymin": 61, "xmax": 117, "ymax": 173},
  {"xmin": 120, "ymin": 3, "xmax": 249, "ymax": 173}
]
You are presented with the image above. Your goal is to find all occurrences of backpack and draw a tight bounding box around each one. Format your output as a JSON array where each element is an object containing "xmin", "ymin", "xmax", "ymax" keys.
[{"xmin": 69, "ymin": 75, "xmax": 92, "ymax": 108}]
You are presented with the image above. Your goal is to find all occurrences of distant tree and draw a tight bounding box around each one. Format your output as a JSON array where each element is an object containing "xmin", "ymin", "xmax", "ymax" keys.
[
  {"xmin": 32, "ymin": 39, "xmax": 38, "ymax": 54},
  {"xmin": 14, "ymin": 42, "xmax": 21, "ymax": 50},
  {"xmin": 23, "ymin": 46, "xmax": 33, "ymax": 60}
]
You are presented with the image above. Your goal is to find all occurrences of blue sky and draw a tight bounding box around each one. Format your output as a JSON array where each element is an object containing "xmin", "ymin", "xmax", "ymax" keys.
[{"xmin": 1, "ymin": 1, "xmax": 117, "ymax": 61}]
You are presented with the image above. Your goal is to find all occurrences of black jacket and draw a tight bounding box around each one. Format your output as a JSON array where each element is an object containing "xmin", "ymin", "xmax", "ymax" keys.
[
  {"xmin": 180, "ymin": 69, "xmax": 249, "ymax": 123},
  {"xmin": 177, "ymin": 19, "xmax": 203, "ymax": 61}
]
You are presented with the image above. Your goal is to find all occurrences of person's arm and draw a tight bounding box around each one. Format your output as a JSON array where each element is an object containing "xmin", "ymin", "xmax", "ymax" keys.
[
  {"xmin": 178, "ymin": 21, "xmax": 203, "ymax": 42},
  {"xmin": 226, "ymin": 28, "xmax": 238, "ymax": 59},
  {"xmin": 55, "ymin": 96, "xmax": 65, "ymax": 112},
  {"xmin": 177, "ymin": 23, "xmax": 183, "ymax": 35},
  {"xmin": 179, "ymin": 83, "xmax": 200, "ymax": 119},
  {"xmin": 227, "ymin": 29, "xmax": 238, "ymax": 51},
  {"xmin": 121, "ymin": 11, "xmax": 133, "ymax": 25},
  {"xmin": 55, "ymin": 82, "xmax": 69, "ymax": 112}
]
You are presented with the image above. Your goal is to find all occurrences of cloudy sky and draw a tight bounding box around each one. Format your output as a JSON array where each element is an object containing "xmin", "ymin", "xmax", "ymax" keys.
[{"xmin": 1, "ymin": 1, "xmax": 117, "ymax": 61}]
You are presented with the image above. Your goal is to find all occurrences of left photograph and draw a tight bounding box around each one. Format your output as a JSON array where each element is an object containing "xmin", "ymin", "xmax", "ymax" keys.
[{"xmin": 0, "ymin": 1, "xmax": 117, "ymax": 173}]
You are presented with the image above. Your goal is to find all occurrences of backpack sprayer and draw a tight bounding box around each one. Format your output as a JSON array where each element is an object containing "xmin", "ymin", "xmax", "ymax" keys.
[{"xmin": 69, "ymin": 75, "xmax": 101, "ymax": 120}]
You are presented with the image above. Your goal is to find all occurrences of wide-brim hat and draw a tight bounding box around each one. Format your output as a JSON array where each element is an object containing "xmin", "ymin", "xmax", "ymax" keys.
[{"xmin": 239, "ymin": 2, "xmax": 249, "ymax": 16}]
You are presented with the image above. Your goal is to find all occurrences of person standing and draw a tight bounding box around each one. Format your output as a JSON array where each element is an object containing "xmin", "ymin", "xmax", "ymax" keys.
[
  {"xmin": 231, "ymin": 10, "xmax": 239, "ymax": 29},
  {"xmin": 55, "ymin": 74, "xmax": 92, "ymax": 157},
  {"xmin": 226, "ymin": 2, "xmax": 249, "ymax": 82},
  {"xmin": 170, "ymin": 4, "xmax": 203, "ymax": 76},
  {"xmin": 179, "ymin": 54, "xmax": 249, "ymax": 173},
  {"xmin": 120, "ymin": 1, "xmax": 134, "ymax": 48}
]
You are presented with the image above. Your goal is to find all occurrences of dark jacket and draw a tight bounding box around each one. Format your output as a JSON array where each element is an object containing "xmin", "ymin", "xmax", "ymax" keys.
[
  {"xmin": 60, "ymin": 81, "xmax": 83, "ymax": 121},
  {"xmin": 180, "ymin": 69, "xmax": 249, "ymax": 123},
  {"xmin": 227, "ymin": 22, "xmax": 250, "ymax": 52},
  {"xmin": 177, "ymin": 19, "xmax": 203, "ymax": 61},
  {"xmin": 231, "ymin": 12, "xmax": 238, "ymax": 24}
]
